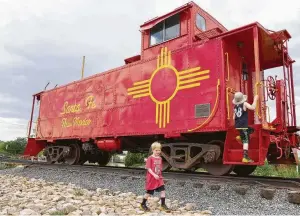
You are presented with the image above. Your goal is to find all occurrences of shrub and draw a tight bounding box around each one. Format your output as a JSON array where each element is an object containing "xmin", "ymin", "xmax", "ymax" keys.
[
  {"xmin": 124, "ymin": 152, "xmax": 148, "ymax": 167},
  {"xmin": 0, "ymin": 141, "xmax": 6, "ymax": 151},
  {"xmin": 4, "ymin": 137, "xmax": 27, "ymax": 154}
]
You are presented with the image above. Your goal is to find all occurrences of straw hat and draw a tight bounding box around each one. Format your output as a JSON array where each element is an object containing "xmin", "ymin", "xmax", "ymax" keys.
[{"xmin": 232, "ymin": 92, "xmax": 247, "ymax": 105}]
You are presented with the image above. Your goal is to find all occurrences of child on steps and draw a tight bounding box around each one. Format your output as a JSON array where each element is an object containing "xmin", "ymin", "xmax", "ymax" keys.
[{"xmin": 233, "ymin": 92, "xmax": 258, "ymax": 163}]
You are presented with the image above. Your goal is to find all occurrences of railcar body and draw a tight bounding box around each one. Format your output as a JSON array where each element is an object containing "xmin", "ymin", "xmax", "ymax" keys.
[{"xmin": 24, "ymin": 1, "xmax": 300, "ymax": 176}]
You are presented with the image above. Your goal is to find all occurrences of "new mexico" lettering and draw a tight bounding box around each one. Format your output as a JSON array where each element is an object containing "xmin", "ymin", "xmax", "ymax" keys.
[{"xmin": 60, "ymin": 95, "xmax": 96, "ymax": 128}]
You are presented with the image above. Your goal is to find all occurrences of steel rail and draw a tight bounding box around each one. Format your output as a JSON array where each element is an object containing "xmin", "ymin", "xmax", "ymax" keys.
[{"xmin": 1, "ymin": 157, "xmax": 300, "ymax": 190}]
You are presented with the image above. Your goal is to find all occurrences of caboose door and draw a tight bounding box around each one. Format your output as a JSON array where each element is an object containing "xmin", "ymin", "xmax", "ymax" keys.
[
  {"xmin": 223, "ymin": 26, "xmax": 265, "ymax": 165},
  {"xmin": 240, "ymin": 60, "xmax": 255, "ymax": 126}
]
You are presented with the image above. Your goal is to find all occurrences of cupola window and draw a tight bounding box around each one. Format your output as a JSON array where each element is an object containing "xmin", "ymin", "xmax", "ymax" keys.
[
  {"xmin": 196, "ymin": 13, "xmax": 206, "ymax": 31},
  {"xmin": 150, "ymin": 13, "xmax": 180, "ymax": 46}
]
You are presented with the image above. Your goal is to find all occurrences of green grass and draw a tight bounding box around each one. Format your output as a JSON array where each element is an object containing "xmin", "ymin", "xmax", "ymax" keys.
[
  {"xmin": 0, "ymin": 149, "xmax": 12, "ymax": 156},
  {"xmin": 49, "ymin": 211, "xmax": 66, "ymax": 215},
  {"xmin": 73, "ymin": 188, "xmax": 84, "ymax": 196},
  {"xmin": 0, "ymin": 162, "xmax": 18, "ymax": 170},
  {"xmin": 254, "ymin": 162, "xmax": 300, "ymax": 178},
  {"xmin": 128, "ymin": 163, "xmax": 145, "ymax": 168},
  {"xmin": 0, "ymin": 149, "xmax": 20, "ymax": 159}
]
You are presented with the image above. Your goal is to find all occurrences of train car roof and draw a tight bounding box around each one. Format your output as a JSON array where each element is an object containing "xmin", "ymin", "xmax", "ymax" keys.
[{"xmin": 139, "ymin": 1, "xmax": 228, "ymax": 32}]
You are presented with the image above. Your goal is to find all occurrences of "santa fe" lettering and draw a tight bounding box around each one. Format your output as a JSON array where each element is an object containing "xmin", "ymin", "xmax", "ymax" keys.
[{"xmin": 60, "ymin": 95, "xmax": 96, "ymax": 128}]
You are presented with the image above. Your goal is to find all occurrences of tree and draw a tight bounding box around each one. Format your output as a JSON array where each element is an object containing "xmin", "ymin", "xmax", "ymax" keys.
[
  {"xmin": 0, "ymin": 140, "xmax": 5, "ymax": 152},
  {"xmin": 4, "ymin": 137, "xmax": 27, "ymax": 154}
]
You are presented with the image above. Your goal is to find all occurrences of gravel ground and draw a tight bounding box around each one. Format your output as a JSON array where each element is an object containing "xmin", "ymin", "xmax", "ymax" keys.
[{"xmin": 1, "ymin": 165, "xmax": 299, "ymax": 215}]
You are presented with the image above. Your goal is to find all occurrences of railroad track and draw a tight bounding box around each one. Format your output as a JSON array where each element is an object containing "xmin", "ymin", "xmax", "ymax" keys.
[{"xmin": 1, "ymin": 157, "xmax": 300, "ymax": 190}]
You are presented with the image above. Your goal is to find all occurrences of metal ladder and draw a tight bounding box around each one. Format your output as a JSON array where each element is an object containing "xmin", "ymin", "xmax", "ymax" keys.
[{"xmin": 282, "ymin": 44, "xmax": 295, "ymax": 127}]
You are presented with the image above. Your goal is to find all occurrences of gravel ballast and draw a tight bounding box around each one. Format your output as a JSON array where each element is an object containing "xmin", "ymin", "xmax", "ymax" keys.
[{"xmin": 1, "ymin": 165, "xmax": 299, "ymax": 215}]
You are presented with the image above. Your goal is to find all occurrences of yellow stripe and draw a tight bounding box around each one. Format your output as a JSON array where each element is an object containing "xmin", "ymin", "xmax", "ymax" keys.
[
  {"xmin": 127, "ymin": 88, "xmax": 149, "ymax": 95},
  {"xmin": 165, "ymin": 47, "xmax": 168, "ymax": 61},
  {"xmin": 160, "ymin": 48, "xmax": 164, "ymax": 65},
  {"xmin": 178, "ymin": 67, "xmax": 201, "ymax": 75},
  {"xmin": 179, "ymin": 70, "xmax": 210, "ymax": 80},
  {"xmin": 178, "ymin": 83, "xmax": 200, "ymax": 90},
  {"xmin": 164, "ymin": 48, "xmax": 168, "ymax": 65},
  {"xmin": 164, "ymin": 49, "xmax": 167, "ymax": 65},
  {"xmin": 179, "ymin": 75, "xmax": 209, "ymax": 85},
  {"xmin": 163, "ymin": 102, "xmax": 166, "ymax": 128},
  {"xmin": 127, "ymin": 84, "xmax": 149, "ymax": 92},
  {"xmin": 133, "ymin": 79, "xmax": 150, "ymax": 86},
  {"xmin": 133, "ymin": 93, "xmax": 150, "ymax": 99},
  {"xmin": 156, "ymin": 103, "xmax": 159, "ymax": 124},
  {"xmin": 168, "ymin": 51, "xmax": 171, "ymax": 65},
  {"xmin": 159, "ymin": 103, "xmax": 162, "ymax": 128},
  {"xmin": 167, "ymin": 101, "xmax": 170, "ymax": 123}
]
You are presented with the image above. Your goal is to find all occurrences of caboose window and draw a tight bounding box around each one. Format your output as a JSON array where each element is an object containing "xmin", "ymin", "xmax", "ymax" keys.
[
  {"xmin": 242, "ymin": 62, "xmax": 248, "ymax": 81},
  {"xmin": 150, "ymin": 22, "xmax": 164, "ymax": 45},
  {"xmin": 150, "ymin": 13, "xmax": 180, "ymax": 46},
  {"xmin": 165, "ymin": 14, "xmax": 180, "ymax": 41},
  {"xmin": 196, "ymin": 13, "xmax": 206, "ymax": 31}
]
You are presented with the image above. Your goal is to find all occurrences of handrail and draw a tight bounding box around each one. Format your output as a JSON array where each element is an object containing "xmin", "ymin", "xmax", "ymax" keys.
[
  {"xmin": 226, "ymin": 87, "xmax": 236, "ymax": 120},
  {"xmin": 255, "ymin": 81, "xmax": 262, "ymax": 119},
  {"xmin": 188, "ymin": 79, "xmax": 221, "ymax": 132},
  {"xmin": 226, "ymin": 87, "xmax": 230, "ymax": 119},
  {"xmin": 265, "ymin": 105, "xmax": 271, "ymax": 122},
  {"xmin": 27, "ymin": 120, "xmax": 37, "ymax": 138},
  {"xmin": 225, "ymin": 52, "xmax": 229, "ymax": 82}
]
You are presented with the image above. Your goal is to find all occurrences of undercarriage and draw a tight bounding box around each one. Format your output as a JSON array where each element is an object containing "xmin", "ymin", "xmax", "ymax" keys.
[
  {"xmin": 40, "ymin": 138, "xmax": 258, "ymax": 176},
  {"xmin": 43, "ymin": 142, "xmax": 111, "ymax": 166},
  {"xmin": 157, "ymin": 140, "xmax": 257, "ymax": 176}
]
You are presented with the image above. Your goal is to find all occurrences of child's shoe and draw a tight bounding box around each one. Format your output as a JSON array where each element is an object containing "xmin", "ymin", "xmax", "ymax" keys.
[
  {"xmin": 160, "ymin": 204, "xmax": 171, "ymax": 212},
  {"xmin": 140, "ymin": 204, "xmax": 150, "ymax": 212},
  {"xmin": 242, "ymin": 156, "xmax": 254, "ymax": 163},
  {"xmin": 236, "ymin": 135, "xmax": 242, "ymax": 144}
]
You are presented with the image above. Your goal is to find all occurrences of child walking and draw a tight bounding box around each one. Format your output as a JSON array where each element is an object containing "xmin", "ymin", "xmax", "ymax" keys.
[
  {"xmin": 232, "ymin": 92, "xmax": 258, "ymax": 163},
  {"xmin": 140, "ymin": 142, "xmax": 170, "ymax": 212}
]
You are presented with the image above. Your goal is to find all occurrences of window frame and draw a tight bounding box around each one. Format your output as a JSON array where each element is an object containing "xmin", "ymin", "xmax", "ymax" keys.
[
  {"xmin": 149, "ymin": 13, "xmax": 181, "ymax": 47},
  {"xmin": 195, "ymin": 13, "xmax": 206, "ymax": 31}
]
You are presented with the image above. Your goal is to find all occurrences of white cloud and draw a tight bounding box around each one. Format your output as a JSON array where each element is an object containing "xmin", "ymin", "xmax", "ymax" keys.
[
  {"xmin": 219, "ymin": 0, "xmax": 300, "ymax": 26},
  {"xmin": 0, "ymin": 93, "xmax": 19, "ymax": 104},
  {"xmin": 0, "ymin": 117, "xmax": 27, "ymax": 141},
  {"xmin": 0, "ymin": 109, "xmax": 14, "ymax": 115}
]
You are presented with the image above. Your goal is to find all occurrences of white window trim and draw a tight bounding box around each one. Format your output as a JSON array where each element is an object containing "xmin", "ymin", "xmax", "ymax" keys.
[
  {"xmin": 150, "ymin": 15, "xmax": 180, "ymax": 46},
  {"xmin": 196, "ymin": 13, "xmax": 206, "ymax": 31}
]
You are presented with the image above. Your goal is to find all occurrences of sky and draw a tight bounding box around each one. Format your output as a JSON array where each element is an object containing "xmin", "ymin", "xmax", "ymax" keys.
[{"xmin": 0, "ymin": 0, "xmax": 300, "ymax": 141}]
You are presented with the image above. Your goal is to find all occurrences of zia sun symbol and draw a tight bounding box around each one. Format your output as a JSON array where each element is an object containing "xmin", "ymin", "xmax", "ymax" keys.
[{"xmin": 127, "ymin": 47, "xmax": 210, "ymax": 128}]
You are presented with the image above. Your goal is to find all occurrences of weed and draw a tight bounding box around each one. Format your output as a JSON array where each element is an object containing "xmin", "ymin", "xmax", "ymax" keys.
[
  {"xmin": 49, "ymin": 211, "xmax": 66, "ymax": 215},
  {"xmin": 73, "ymin": 188, "xmax": 84, "ymax": 196},
  {"xmin": 0, "ymin": 162, "xmax": 18, "ymax": 170}
]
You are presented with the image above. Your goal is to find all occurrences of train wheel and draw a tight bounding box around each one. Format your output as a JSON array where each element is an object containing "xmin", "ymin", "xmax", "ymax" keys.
[
  {"xmin": 64, "ymin": 143, "xmax": 80, "ymax": 165},
  {"xmin": 45, "ymin": 155, "xmax": 55, "ymax": 164},
  {"xmin": 233, "ymin": 165, "xmax": 257, "ymax": 176},
  {"xmin": 202, "ymin": 160, "xmax": 234, "ymax": 176},
  {"xmin": 202, "ymin": 140, "xmax": 234, "ymax": 176},
  {"xmin": 77, "ymin": 149, "xmax": 87, "ymax": 165},
  {"xmin": 184, "ymin": 167, "xmax": 197, "ymax": 173},
  {"xmin": 98, "ymin": 152, "xmax": 111, "ymax": 166}
]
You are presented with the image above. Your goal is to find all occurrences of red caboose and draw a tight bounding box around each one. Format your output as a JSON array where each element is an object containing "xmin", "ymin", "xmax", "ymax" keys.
[{"xmin": 25, "ymin": 1, "xmax": 300, "ymax": 176}]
